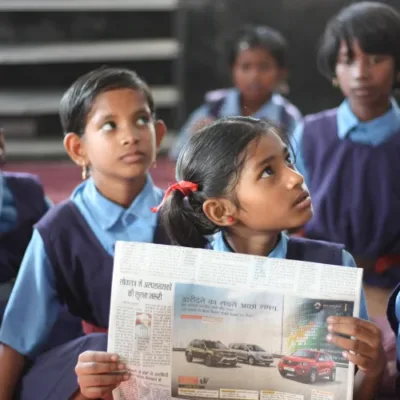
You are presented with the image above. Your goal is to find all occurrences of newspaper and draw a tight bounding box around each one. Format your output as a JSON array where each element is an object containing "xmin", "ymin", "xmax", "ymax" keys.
[{"xmin": 108, "ymin": 242, "xmax": 363, "ymax": 400}]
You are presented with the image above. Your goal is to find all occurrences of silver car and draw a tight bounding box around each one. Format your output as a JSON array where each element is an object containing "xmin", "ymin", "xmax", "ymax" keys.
[{"xmin": 229, "ymin": 343, "xmax": 273, "ymax": 366}]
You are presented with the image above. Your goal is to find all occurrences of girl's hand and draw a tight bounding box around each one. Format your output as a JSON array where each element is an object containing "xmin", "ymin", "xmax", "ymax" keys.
[
  {"xmin": 75, "ymin": 351, "xmax": 130, "ymax": 399},
  {"xmin": 326, "ymin": 316, "xmax": 386, "ymax": 378}
]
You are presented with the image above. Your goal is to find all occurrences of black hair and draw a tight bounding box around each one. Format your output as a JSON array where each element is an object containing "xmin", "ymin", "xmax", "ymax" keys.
[
  {"xmin": 161, "ymin": 116, "xmax": 291, "ymax": 248},
  {"xmin": 59, "ymin": 66, "xmax": 155, "ymax": 136},
  {"xmin": 228, "ymin": 25, "xmax": 288, "ymax": 68},
  {"xmin": 317, "ymin": 2, "xmax": 400, "ymax": 86}
]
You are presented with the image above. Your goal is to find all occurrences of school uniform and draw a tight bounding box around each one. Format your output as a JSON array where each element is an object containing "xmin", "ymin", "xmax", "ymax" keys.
[
  {"xmin": 292, "ymin": 98, "xmax": 400, "ymax": 288},
  {"xmin": 170, "ymin": 88, "xmax": 302, "ymax": 160},
  {"xmin": 0, "ymin": 175, "xmax": 170, "ymax": 400},
  {"xmin": 212, "ymin": 231, "xmax": 369, "ymax": 321},
  {"xmin": 0, "ymin": 172, "xmax": 51, "ymax": 311}
]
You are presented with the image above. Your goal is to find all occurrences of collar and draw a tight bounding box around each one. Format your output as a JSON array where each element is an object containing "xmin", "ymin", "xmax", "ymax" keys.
[
  {"xmin": 337, "ymin": 97, "xmax": 400, "ymax": 139},
  {"xmin": 211, "ymin": 231, "xmax": 288, "ymax": 258},
  {"xmin": 72, "ymin": 174, "xmax": 162, "ymax": 230},
  {"xmin": 220, "ymin": 88, "xmax": 281, "ymax": 121}
]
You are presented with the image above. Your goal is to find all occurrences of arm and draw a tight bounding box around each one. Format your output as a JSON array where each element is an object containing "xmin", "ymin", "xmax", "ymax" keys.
[
  {"xmin": 0, "ymin": 230, "xmax": 60, "ymax": 399},
  {"xmin": 169, "ymin": 104, "xmax": 211, "ymax": 161}
]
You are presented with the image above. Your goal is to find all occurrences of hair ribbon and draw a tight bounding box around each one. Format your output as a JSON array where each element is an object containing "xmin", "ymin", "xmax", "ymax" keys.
[{"xmin": 151, "ymin": 181, "xmax": 198, "ymax": 213}]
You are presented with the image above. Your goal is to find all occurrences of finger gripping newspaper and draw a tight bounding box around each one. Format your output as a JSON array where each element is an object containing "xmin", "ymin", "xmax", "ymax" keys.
[{"xmin": 108, "ymin": 242, "xmax": 363, "ymax": 400}]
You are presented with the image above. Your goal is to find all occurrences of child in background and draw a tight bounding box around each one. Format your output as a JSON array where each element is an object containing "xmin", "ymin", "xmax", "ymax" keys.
[
  {"xmin": 0, "ymin": 67, "xmax": 169, "ymax": 400},
  {"xmin": 76, "ymin": 117, "xmax": 384, "ymax": 400},
  {"xmin": 169, "ymin": 24, "xmax": 301, "ymax": 160},
  {"xmin": 291, "ymin": 2, "xmax": 400, "ymax": 288},
  {"xmin": 0, "ymin": 128, "xmax": 51, "ymax": 314}
]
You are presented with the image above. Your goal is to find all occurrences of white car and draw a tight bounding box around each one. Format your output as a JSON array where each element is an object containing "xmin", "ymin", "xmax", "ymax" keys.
[{"xmin": 229, "ymin": 343, "xmax": 273, "ymax": 366}]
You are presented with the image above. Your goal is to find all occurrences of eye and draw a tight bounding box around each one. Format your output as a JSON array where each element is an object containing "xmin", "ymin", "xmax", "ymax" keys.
[
  {"xmin": 102, "ymin": 121, "xmax": 116, "ymax": 132},
  {"xmin": 369, "ymin": 55, "xmax": 383, "ymax": 65},
  {"xmin": 136, "ymin": 115, "xmax": 151, "ymax": 126},
  {"xmin": 285, "ymin": 153, "xmax": 294, "ymax": 165},
  {"xmin": 261, "ymin": 166, "xmax": 274, "ymax": 178}
]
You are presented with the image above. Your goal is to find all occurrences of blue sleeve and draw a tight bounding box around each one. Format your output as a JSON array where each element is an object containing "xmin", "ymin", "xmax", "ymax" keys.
[
  {"xmin": 169, "ymin": 104, "xmax": 211, "ymax": 160},
  {"xmin": 0, "ymin": 229, "xmax": 60, "ymax": 357},
  {"xmin": 290, "ymin": 121, "xmax": 310, "ymax": 187},
  {"xmin": 44, "ymin": 195, "xmax": 53, "ymax": 209},
  {"xmin": 341, "ymin": 250, "xmax": 369, "ymax": 321}
]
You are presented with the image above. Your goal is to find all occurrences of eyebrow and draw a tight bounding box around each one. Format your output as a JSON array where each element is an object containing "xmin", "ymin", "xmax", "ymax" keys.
[
  {"xmin": 256, "ymin": 146, "xmax": 289, "ymax": 168},
  {"xmin": 95, "ymin": 108, "xmax": 151, "ymax": 122}
]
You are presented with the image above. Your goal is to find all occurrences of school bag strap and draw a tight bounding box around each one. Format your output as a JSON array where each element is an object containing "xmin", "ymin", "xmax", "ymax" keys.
[
  {"xmin": 205, "ymin": 89, "xmax": 229, "ymax": 119},
  {"xmin": 287, "ymin": 236, "xmax": 344, "ymax": 265}
]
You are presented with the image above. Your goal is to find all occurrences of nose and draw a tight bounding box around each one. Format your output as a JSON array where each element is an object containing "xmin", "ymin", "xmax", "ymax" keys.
[
  {"xmin": 352, "ymin": 59, "xmax": 370, "ymax": 81},
  {"xmin": 120, "ymin": 126, "xmax": 139, "ymax": 146},
  {"xmin": 285, "ymin": 167, "xmax": 304, "ymax": 190}
]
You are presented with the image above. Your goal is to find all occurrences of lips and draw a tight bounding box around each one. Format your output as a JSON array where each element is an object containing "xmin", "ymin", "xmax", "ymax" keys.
[
  {"xmin": 293, "ymin": 190, "xmax": 310, "ymax": 206},
  {"xmin": 120, "ymin": 151, "xmax": 146, "ymax": 163},
  {"xmin": 351, "ymin": 87, "xmax": 374, "ymax": 96}
]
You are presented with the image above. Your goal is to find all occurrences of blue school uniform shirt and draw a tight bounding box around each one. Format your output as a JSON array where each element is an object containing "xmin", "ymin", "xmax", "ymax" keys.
[
  {"xmin": 211, "ymin": 231, "xmax": 369, "ymax": 321},
  {"xmin": 0, "ymin": 175, "xmax": 163, "ymax": 356},
  {"xmin": 292, "ymin": 98, "xmax": 400, "ymax": 185},
  {"xmin": 170, "ymin": 88, "xmax": 302, "ymax": 160},
  {"xmin": 0, "ymin": 173, "xmax": 52, "ymax": 234}
]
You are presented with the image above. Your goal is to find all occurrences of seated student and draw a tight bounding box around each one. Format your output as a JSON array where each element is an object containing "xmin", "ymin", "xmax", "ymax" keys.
[
  {"xmin": 76, "ymin": 117, "xmax": 385, "ymax": 400},
  {"xmin": 291, "ymin": 2, "xmax": 400, "ymax": 288},
  {"xmin": 0, "ymin": 128, "xmax": 51, "ymax": 316},
  {"xmin": 169, "ymin": 24, "xmax": 301, "ymax": 160},
  {"xmin": 0, "ymin": 67, "xmax": 169, "ymax": 400}
]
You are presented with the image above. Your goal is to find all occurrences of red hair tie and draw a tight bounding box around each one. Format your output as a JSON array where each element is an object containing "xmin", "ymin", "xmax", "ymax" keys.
[{"xmin": 151, "ymin": 181, "xmax": 198, "ymax": 213}]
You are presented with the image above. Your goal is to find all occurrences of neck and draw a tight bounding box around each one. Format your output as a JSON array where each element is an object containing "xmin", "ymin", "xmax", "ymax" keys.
[
  {"xmin": 241, "ymin": 93, "xmax": 272, "ymax": 116},
  {"xmin": 91, "ymin": 173, "xmax": 147, "ymax": 208},
  {"xmin": 224, "ymin": 229, "xmax": 280, "ymax": 257},
  {"xmin": 349, "ymin": 98, "xmax": 391, "ymax": 122}
]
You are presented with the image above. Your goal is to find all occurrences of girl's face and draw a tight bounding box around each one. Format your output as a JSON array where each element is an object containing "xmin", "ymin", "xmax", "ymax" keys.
[
  {"xmin": 335, "ymin": 40, "xmax": 395, "ymax": 110},
  {"xmin": 229, "ymin": 132, "xmax": 313, "ymax": 233},
  {"xmin": 232, "ymin": 47, "xmax": 285, "ymax": 105},
  {"xmin": 75, "ymin": 88, "xmax": 165, "ymax": 184}
]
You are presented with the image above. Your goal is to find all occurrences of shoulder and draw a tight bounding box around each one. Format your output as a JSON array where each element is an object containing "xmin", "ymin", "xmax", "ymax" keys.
[
  {"xmin": 204, "ymin": 88, "xmax": 232, "ymax": 104},
  {"xmin": 35, "ymin": 200, "xmax": 78, "ymax": 236},
  {"xmin": 4, "ymin": 171, "xmax": 44, "ymax": 190},
  {"xmin": 287, "ymin": 236, "xmax": 344, "ymax": 266},
  {"xmin": 273, "ymin": 94, "xmax": 302, "ymax": 121},
  {"xmin": 303, "ymin": 108, "xmax": 337, "ymax": 125}
]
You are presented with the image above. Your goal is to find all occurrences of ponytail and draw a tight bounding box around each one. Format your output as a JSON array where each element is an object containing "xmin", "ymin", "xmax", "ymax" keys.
[{"xmin": 161, "ymin": 190, "xmax": 218, "ymax": 248}]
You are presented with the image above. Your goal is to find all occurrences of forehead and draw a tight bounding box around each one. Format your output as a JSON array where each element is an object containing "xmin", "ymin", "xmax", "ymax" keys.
[
  {"xmin": 235, "ymin": 47, "xmax": 275, "ymax": 63},
  {"xmin": 88, "ymin": 88, "xmax": 150, "ymax": 117},
  {"xmin": 338, "ymin": 39, "xmax": 370, "ymax": 56},
  {"xmin": 244, "ymin": 130, "xmax": 285, "ymax": 165}
]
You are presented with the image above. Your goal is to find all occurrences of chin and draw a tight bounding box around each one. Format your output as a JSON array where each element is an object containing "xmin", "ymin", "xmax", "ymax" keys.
[{"xmin": 290, "ymin": 207, "xmax": 313, "ymax": 229}]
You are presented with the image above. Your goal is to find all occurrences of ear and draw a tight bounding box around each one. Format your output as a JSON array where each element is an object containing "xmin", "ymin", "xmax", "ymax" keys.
[
  {"xmin": 63, "ymin": 133, "xmax": 88, "ymax": 167},
  {"xmin": 154, "ymin": 120, "xmax": 167, "ymax": 150},
  {"xmin": 202, "ymin": 198, "xmax": 238, "ymax": 227}
]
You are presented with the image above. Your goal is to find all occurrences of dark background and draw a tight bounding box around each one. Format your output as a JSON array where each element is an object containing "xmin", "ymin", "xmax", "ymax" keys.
[{"xmin": 176, "ymin": 0, "xmax": 400, "ymax": 124}]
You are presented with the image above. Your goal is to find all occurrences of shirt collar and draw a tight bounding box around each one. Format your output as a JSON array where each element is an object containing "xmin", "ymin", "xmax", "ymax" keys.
[
  {"xmin": 337, "ymin": 97, "xmax": 400, "ymax": 139},
  {"xmin": 72, "ymin": 174, "xmax": 163, "ymax": 230},
  {"xmin": 220, "ymin": 88, "xmax": 281, "ymax": 121},
  {"xmin": 211, "ymin": 230, "xmax": 288, "ymax": 258}
]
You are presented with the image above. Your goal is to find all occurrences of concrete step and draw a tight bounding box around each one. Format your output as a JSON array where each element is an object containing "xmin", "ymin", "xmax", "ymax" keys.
[
  {"xmin": 0, "ymin": 39, "xmax": 180, "ymax": 64},
  {"xmin": 0, "ymin": 0, "xmax": 178, "ymax": 11},
  {"xmin": 4, "ymin": 132, "xmax": 176, "ymax": 159},
  {"xmin": 0, "ymin": 86, "xmax": 179, "ymax": 116}
]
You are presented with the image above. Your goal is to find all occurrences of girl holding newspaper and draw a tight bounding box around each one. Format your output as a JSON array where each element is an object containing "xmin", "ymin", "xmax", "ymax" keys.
[{"xmin": 75, "ymin": 117, "xmax": 385, "ymax": 400}]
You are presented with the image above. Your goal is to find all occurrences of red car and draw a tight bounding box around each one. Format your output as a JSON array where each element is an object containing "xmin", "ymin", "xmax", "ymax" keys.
[{"xmin": 278, "ymin": 350, "xmax": 336, "ymax": 384}]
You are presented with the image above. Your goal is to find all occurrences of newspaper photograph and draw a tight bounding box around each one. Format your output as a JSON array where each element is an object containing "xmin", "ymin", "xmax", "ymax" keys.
[{"xmin": 107, "ymin": 242, "xmax": 363, "ymax": 400}]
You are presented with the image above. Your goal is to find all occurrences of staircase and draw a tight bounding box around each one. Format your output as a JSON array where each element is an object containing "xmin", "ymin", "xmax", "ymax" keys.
[{"xmin": 0, "ymin": 0, "xmax": 179, "ymax": 159}]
